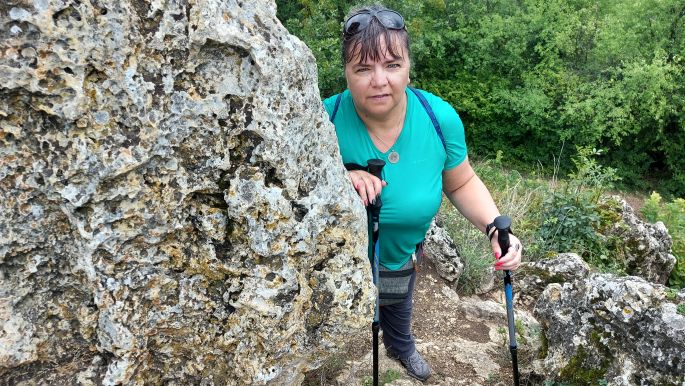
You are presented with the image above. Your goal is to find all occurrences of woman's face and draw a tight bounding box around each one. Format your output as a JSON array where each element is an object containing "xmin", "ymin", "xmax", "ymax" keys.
[{"xmin": 344, "ymin": 35, "xmax": 410, "ymax": 121}]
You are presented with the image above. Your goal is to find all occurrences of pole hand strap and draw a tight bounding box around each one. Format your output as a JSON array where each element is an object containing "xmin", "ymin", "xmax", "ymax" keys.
[
  {"xmin": 344, "ymin": 163, "xmax": 367, "ymax": 172},
  {"xmin": 486, "ymin": 220, "xmax": 514, "ymax": 242}
]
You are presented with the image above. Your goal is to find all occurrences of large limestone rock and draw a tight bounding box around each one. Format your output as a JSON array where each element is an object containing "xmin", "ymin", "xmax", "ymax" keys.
[
  {"xmin": 0, "ymin": 1, "xmax": 373, "ymax": 384},
  {"xmin": 601, "ymin": 197, "xmax": 676, "ymax": 284},
  {"xmin": 534, "ymin": 274, "xmax": 685, "ymax": 385},
  {"xmin": 425, "ymin": 217, "xmax": 497, "ymax": 294},
  {"xmin": 516, "ymin": 253, "xmax": 590, "ymax": 307},
  {"xmin": 423, "ymin": 218, "xmax": 464, "ymax": 283}
]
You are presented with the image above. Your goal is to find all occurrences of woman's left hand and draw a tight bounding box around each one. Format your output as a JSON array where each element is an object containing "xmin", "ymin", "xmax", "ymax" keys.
[{"xmin": 490, "ymin": 233, "xmax": 522, "ymax": 271}]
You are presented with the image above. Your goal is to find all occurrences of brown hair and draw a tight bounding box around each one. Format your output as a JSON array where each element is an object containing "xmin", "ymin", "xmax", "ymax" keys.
[{"xmin": 342, "ymin": 4, "xmax": 410, "ymax": 65}]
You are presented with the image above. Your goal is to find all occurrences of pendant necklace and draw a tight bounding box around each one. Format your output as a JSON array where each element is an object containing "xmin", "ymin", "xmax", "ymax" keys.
[
  {"xmin": 387, "ymin": 149, "xmax": 400, "ymax": 164},
  {"xmin": 369, "ymin": 130, "xmax": 400, "ymax": 164},
  {"xmin": 368, "ymin": 118, "xmax": 403, "ymax": 164}
]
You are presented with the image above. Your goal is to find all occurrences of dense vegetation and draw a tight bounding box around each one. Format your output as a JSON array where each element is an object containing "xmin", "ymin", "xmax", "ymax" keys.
[
  {"xmin": 277, "ymin": 0, "xmax": 685, "ymax": 196},
  {"xmin": 440, "ymin": 152, "xmax": 684, "ymax": 290}
]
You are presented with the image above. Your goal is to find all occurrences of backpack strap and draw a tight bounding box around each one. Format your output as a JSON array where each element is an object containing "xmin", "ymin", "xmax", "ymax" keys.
[
  {"xmin": 409, "ymin": 87, "xmax": 446, "ymax": 151},
  {"xmin": 329, "ymin": 93, "xmax": 343, "ymax": 123}
]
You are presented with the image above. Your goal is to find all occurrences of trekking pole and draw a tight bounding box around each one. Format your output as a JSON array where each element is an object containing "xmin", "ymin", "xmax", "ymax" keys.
[
  {"xmin": 493, "ymin": 215, "xmax": 520, "ymax": 386},
  {"xmin": 366, "ymin": 158, "xmax": 385, "ymax": 386}
]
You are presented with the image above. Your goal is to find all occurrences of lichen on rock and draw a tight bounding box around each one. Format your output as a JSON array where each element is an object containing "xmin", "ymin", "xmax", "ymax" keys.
[
  {"xmin": 601, "ymin": 196, "xmax": 676, "ymax": 284},
  {"xmin": 0, "ymin": 1, "xmax": 373, "ymax": 384},
  {"xmin": 423, "ymin": 217, "xmax": 464, "ymax": 283},
  {"xmin": 533, "ymin": 274, "xmax": 685, "ymax": 385}
]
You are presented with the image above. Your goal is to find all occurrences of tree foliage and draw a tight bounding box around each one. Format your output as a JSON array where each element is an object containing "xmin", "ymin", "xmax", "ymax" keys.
[{"xmin": 277, "ymin": 0, "xmax": 685, "ymax": 196}]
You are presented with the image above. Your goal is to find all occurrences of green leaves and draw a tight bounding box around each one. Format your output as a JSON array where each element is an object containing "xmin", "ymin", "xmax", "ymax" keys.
[
  {"xmin": 277, "ymin": 0, "xmax": 685, "ymax": 195},
  {"xmin": 535, "ymin": 147, "xmax": 625, "ymax": 272}
]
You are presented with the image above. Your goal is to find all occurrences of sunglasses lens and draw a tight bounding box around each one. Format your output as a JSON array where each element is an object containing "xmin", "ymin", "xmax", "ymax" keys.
[
  {"xmin": 377, "ymin": 10, "xmax": 404, "ymax": 29},
  {"xmin": 344, "ymin": 13, "xmax": 370, "ymax": 34},
  {"xmin": 344, "ymin": 10, "xmax": 405, "ymax": 35}
]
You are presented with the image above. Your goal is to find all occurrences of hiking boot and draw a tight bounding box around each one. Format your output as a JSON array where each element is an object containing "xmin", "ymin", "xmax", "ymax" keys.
[{"xmin": 387, "ymin": 349, "xmax": 431, "ymax": 382}]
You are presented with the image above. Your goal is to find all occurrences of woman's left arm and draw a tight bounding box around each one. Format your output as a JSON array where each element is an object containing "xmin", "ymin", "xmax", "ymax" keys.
[{"xmin": 442, "ymin": 156, "xmax": 522, "ymax": 271}]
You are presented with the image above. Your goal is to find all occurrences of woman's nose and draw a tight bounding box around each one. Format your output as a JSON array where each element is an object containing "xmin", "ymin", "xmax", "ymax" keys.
[{"xmin": 370, "ymin": 67, "xmax": 388, "ymax": 87}]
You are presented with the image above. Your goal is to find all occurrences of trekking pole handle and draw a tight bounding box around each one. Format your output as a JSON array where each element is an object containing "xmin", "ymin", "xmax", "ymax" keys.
[
  {"xmin": 493, "ymin": 216, "xmax": 516, "ymax": 338},
  {"xmin": 493, "ymin": 215, "xmax": 512, "ymax": 254},
  {"xmin": 367, "ymin": 159, "xmax": 385, "ymax": 180},
  {"xmin": 367, "ymin": 159, "xmax": 385, "ymax": 209}
]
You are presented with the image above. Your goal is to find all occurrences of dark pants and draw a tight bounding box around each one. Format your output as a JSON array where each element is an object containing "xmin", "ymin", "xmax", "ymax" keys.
[{"xmin": 379, "ymin": 269, "xmax": 417, "ymax": 359}]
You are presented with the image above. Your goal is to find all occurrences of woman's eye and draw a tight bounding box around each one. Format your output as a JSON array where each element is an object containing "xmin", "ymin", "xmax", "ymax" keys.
[
  {"xmin": 388, "ymin": 63, "xmax": 400, "ymax": 68},
  {"xmin": 357, "ymin": 67, "xmax": 369, "ymax": 72}
]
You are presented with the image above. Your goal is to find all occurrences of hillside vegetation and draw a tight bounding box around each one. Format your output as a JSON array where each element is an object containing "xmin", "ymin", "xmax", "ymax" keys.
[{"xmin": 277, "ymin": 0, "xmax": 685, "ymax": 196}]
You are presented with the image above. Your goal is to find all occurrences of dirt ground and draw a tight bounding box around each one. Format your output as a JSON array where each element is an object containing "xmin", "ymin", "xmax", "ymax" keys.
[
  {"xmin": 304, "ymin": 257, "xmax": 538, "ymax": 386},
  {"xmin": 613, "ymin": 190, "xmax": 648, "ymax": 214}
]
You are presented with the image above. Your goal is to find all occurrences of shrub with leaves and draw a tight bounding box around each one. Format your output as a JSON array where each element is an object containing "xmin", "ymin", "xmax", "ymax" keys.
[{"xmin": 536, "ymin": 147, "xmax": 624, "ymax": 272}]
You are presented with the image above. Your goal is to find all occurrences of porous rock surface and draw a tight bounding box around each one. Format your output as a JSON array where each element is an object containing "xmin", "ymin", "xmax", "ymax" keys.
[
  {"xmin": 516, "ymin": 253, "xmax": 590, "ymax": 307},
  {"xmin": 425, "ymin": 217, "xmax": 494, "ymax": 294},
  {"xmin": 534, "ymin": 274, "xmax": 685, "ymax": 385},
  {"xmin": 602, "ymin": 197, "xmax": 676, "ymax": 284},
  {"xmin": 0, "ymin": 1, "xmax": 373, "ymax": 384},
  {"xmin": 423, "ymin": 218, "xmax": 464, "ymax": 283}
]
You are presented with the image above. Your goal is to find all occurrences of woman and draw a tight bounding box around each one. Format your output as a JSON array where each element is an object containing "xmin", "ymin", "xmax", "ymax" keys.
[{"xmin": 323, "ymin": 5, "xmax": 522, "ymax": 382}]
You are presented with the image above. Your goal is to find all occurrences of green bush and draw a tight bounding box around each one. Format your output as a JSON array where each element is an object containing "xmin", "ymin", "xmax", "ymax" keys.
[
  {"xmin": 440, "ymin": 148, "xmax": 685, "ymax": 292},
  {"xmin": 641, "ymin": 192, "xmax": 685, "ymax": 288},
  {"xmin": 535, "ymin": 147, "xmax": 626, "ymax": 273}
]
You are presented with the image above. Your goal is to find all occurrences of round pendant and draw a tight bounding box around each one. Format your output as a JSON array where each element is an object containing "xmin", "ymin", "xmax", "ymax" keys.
[{"xmin": 388, "ymin": 150, "xmax": 400, "ymax": 164}]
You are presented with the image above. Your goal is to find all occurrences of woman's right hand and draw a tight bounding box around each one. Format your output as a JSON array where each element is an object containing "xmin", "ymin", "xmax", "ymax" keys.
[{"xmin": 349, "ymin": 170, "xmax": 387, "ymax": 206}]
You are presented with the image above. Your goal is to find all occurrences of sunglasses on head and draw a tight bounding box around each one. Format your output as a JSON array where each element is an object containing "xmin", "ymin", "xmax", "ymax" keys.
[{"xmin": 343, "ymin": 9, "xmax": 406, "ymax": 35}]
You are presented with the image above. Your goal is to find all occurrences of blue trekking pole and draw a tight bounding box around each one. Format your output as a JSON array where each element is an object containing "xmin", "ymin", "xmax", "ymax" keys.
[
  {"xmin": 366, "ymin": 159, "xmax": 385, "ymax": 386},
  {"xmin": 493, "ymin": 215, "xmax": 520, "ymax": 386}
]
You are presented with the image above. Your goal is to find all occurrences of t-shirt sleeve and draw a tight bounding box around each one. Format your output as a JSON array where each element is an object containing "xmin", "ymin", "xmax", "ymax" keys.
[
  {"xmin": 432, "ymin": 96, "xmax": 467, "ymax": 170},
  {"xmin": 322, "ymin": 94, "xmax": 337, "ymax": 120}
]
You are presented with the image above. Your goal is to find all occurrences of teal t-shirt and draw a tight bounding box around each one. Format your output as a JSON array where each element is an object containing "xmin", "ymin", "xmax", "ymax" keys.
[{"xmin": 323, "ymin": 87, "xmax": 468, "ymax": 270}]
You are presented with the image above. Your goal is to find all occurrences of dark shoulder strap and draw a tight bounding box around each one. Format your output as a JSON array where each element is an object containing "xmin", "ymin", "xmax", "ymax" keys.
[
  {"xmin": 409, "ymin": 87, "xmax": 446, "ymax": 151},
  {"xmin": 329, "ymin": 93, "xmax": 343, "ymax": 123}
]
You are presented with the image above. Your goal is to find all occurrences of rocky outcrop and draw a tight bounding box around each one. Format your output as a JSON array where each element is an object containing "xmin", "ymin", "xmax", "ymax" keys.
[
  {"xmin": 0, "ymin": 1, "xmax": 372, "ymax": 384},
  {"xmin": 602, "ymin": 197, "xmax": 676, "ymax": 284},
  {"xmin": 424, "ymin": 217, "xmax": 496, "ymax": 294},
  {"xmin": 423, "ymin": 218, "xmax": 464, "ymax": 283},
  {"xmin": 534, "ymin": 274, "xmax": 685, "ymax": 385},
  {"xmin": 516, "ymin": 253, "xmax": 590, "ymax": 307}
]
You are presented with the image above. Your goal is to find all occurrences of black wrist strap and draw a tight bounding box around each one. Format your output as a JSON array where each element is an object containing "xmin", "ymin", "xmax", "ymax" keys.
[
  {"xmin": 486, "ymin": 221, "xmax": 514, "ymax": 241},
  {"xmin": 344, "ymin": 163, "xmax": 367, "ymax": 172}
]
